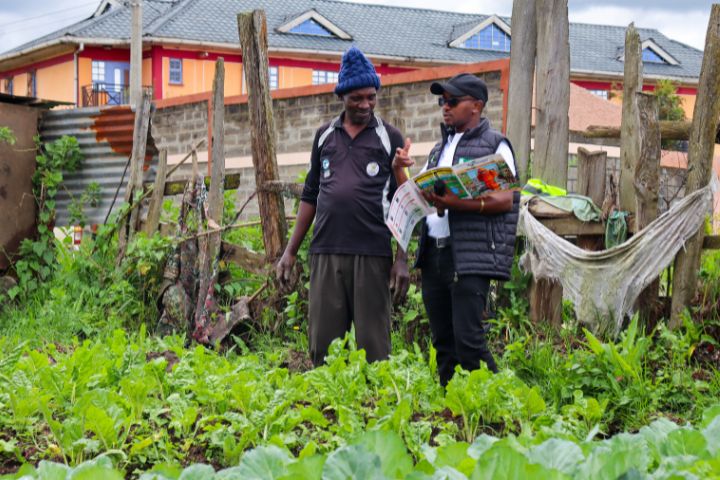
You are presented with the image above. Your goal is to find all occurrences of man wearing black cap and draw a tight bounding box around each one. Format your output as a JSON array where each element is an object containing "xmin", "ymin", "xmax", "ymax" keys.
[
  {"xmin": 277, "ymin": 46, "xmax": 410, "ymax": 366},
  {"xmin": 392, "ymin": 73, "xmax": 520, "ymax": 386}
]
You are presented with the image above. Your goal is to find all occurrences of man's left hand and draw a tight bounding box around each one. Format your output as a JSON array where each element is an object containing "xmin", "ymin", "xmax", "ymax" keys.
[{"xmin": 389, "ymin": 257, "xmax": 410, "ymax": 303}]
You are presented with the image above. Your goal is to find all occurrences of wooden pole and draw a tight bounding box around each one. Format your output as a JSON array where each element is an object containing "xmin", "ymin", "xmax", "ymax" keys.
[
  {"xmin": 117, "ymin": 89, "xmax": 152, "ymax": 261},
  {"xmin": 238, "ymin": 10, "xmax": 287, "ymax": 261},
  {"xmin": 129, "ymin": 0, "xmax": 143, "ymax": 108},
  {"xmin": 634, "ymin": 92, "xmax": 662, "ymax": 325},
  {"xmin": 143, "ymin": 149, "xmax": 167, "ymax": 235},
  {"xmin": 208, "ymin": 58, "xmax": 225, "ymax": 224},
  {"xmin": 619, "ymin": 23, "xmax": 643, "ymax": 215},
  {"xmin": 506, "ymin": 0, "xmax": 536, "ymax": 184},
  {"xmin": 576, "ymin": 147, "xmax": 607, "ymax": 251},
  {"xmin": 194, "ymin": 59, "xmax": 227, "ymax": 329},
  {"xmin": 529, "ymin": 0, "xmax": 570, "ymax": 327},
  {"xmin": 533, "ymin": 0, "xmax": 570, "ymax": 187},
  {"xmin": 670, "ymin": 5, "xmax": 720, "ymax": 328}
]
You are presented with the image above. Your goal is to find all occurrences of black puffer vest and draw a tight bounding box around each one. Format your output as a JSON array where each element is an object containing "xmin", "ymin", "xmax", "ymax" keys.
[{"xmin": 416, "ymin": 118, "xmax": 520, "ymax": 281}]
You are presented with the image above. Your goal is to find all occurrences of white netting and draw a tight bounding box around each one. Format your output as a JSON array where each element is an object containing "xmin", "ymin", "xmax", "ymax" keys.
[{"xmin": 518, "ymin": 186, "xmax": 712, "ymax": 336}]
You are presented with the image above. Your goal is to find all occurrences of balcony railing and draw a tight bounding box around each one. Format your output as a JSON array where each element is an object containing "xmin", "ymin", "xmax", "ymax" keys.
[{"xmin": 81, "ymin": 83, "xmax": 153, "ymax": 107}]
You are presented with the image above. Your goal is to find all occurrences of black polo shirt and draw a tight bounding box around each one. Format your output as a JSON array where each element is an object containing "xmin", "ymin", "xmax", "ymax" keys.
[{"xmin": 301, "ymin": 113, "xmax": 404, "ymax": 257}]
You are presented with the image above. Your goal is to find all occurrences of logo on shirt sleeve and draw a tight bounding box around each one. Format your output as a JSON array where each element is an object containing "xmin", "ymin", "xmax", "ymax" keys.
[{"xmin": 366, "ymin": 161, "xmax": 380, "ymax": 177}]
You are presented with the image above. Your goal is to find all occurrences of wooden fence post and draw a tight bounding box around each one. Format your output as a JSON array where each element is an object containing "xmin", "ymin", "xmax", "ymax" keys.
[
  {"xmin": 529, "ymin": 0, "xmax": 570, "ymax": 327},
  {"xmin": 117, "ymin": 89, "xmax": 152, "ymax": 262},
  {"xmin": 195, "ymin": 59, "xmax": 226, "ymax": 326},
  {"xmin": 506, "ymin": 0, "xmax": 536, "ymax": 184},
  {"xmin": 576, "ymin": 147, "xmax": 607, "ymax": 251},
  {"xmin": 619, "ymin": 23, "xmax": 643, "ymax": 215},
  {"xmin": 208, "ymin": 58, "xmax": 225, "ymax": 224},
  {"xmin": 634, "ymin": 92, "xmax": 661, "ymax": 325},
  {"xmin": 671, "ymin": 5, "xmax": 720, "ymax": 328},
  {"xmin": 143, "ymin": 149, "xmax": 167, "ymax": 235},
  {"xmin": 238, "ymin": 10, "xmax": 287, "ymax": 261}
]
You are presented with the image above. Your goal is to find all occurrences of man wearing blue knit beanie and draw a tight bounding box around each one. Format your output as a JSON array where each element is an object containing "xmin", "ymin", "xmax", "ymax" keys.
[{"xmin": 277, "ymin": 46, "xmax": 410, "ymax": 366}]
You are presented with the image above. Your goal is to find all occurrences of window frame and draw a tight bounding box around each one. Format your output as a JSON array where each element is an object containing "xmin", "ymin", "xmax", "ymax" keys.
[
  {"xmin": 587, "ymin": 89, "xmax": 609, "ymax": 100},
  {"xmin": 269, "ymin": 66, "xmax": 279, "ymax": 90},
  {"xmin": 642, "ymin": 47, "xmax": 667, "ymax": 64},
  {"xmin": 28, "ymin": 71, "xmax": 37, "ymax": 97},
  {"xmin": 312, "ymin": 70, "xmax": 339, "ymax": 85},
  {"xmin": 168, "ymin": 58, "xmax": 183, "ymax": 85},
  {"xmin": 463, "ymin": 23, "xmax": 511, "ymax": 52},
  {"xmin": 91, "ymin": 61, "xmax": 106, "ymax": 84},
  {"xmin": 289, "ymin": 18, "xmax": 334, "ymax": 37}
]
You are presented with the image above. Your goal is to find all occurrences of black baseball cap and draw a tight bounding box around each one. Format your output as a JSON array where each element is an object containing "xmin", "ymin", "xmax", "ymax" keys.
[{"xmin": 430, "ymin": 73, "xmax": 488, "ymax": 103}]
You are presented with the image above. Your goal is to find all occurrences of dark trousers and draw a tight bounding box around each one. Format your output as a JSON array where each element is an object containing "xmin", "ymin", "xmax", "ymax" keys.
[
  {"xmin": 421, "ymin": 243, "xmax": 498, "ymax": 386},
  {"xmin": 308, "ymin": 254, "xmax": 392, "ymax": 366}
]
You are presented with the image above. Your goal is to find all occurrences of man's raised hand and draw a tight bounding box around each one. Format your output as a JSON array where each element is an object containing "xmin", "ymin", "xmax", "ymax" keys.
[{"xmin": 392, "ymin": 137, "xmax": 413, "ymax": 171}]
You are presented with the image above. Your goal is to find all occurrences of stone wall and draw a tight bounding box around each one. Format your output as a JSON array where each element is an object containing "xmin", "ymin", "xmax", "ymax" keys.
[{"xmin": 152, "ymin": 70, "xmax": 504, "ymax": 158}]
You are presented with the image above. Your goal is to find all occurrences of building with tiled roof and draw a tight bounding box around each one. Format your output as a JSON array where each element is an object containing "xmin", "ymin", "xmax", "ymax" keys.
[{"xmin": 0, "ymin": 0, "xmax": 704, "ymax": 110}]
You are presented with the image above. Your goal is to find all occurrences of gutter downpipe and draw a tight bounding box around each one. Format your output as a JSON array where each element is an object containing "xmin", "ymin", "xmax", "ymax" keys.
[{"xmin": 74, "ymin": 42, "xmax": 85, "ymax": 107}]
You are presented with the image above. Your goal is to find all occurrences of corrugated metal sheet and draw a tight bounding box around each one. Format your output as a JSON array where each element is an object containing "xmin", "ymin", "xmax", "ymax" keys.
[{"xmin": 40, "ymin": 106, "xmax": 157, "ymax": 226}]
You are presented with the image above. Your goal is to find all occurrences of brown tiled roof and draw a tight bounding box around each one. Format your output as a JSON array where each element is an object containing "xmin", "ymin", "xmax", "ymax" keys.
[{"xmin": 531, "ymin": 83, "xmax": 623, "ymax": 133}]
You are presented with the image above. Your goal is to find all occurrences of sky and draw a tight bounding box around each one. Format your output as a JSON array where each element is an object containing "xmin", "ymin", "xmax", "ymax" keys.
[{"xmin": 0, "ymin": 0, "xmax": 714, "ymax": 54}]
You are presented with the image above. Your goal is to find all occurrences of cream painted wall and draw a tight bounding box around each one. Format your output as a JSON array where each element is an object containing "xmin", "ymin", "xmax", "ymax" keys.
[
  {"xmin": 78, "ymin": 58, "xmax": 92, "ymax": 106},
  {"xmin": 163, "ymin": 57, "xmax": 243, "ymax": 98},
  {"xmin": 142, "ymin": 58, "xmax": 152, "ymax": 87},
  {"xmin": 279, "ymin": 66, "xmax": 313, "ymax": 89},
  {"xmin": 36, "ymin": 60, "xmax": 74, "ymax": 103},
  {"xmin": 14, "ymin": 73, "xmax": 28, "ymax": 97},
  {"xmin": 679, "ymin": 94, "xmax": 696, "ymax": 119}
]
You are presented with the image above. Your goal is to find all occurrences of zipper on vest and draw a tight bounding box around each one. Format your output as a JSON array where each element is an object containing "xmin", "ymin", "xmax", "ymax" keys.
[{"xmin": 489, "ymin": 224, "xmax": 496, "ymax": 251}]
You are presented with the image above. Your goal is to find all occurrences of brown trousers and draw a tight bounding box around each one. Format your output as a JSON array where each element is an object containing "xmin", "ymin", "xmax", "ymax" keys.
[{"xmin": 308, "ymin": 254, "xmax": 392, "ymax": 365}]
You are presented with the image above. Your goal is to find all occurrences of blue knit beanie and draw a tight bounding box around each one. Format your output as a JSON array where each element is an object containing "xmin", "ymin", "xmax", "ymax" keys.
[{"xmin": 334, "ymin": 46, "xmax": 381, "ymax": 96}]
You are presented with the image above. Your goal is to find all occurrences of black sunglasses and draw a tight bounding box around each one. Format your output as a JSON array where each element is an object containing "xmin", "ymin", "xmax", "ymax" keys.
[{"xmin": 438, "ymin": 96, "xmax": 473, "ymax": 108}]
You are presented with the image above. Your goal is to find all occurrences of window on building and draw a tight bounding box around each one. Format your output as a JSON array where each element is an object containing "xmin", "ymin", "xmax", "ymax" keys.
[
  {"xmin": 289, "ymin": 18, "xmax": 333, "ymax": 36},
  {"xmin": 269, "ymin": 66, "xmax": 278, "ymax": 90},
  {"xmin": 4, "ymin": 78, "xmax": 12, "ymax": 95},
  {"xmin": 588, "ymin": 89, "xmax": 609, "ymax": 100},
  {"xmin": 28, "ymin": 71, "xmax": 37, "ymax": 97},
  {"xmin": 463, "ymin": 23, "xmax": 511, "ymax": 52},
  {"xmin": 642, "ymin": 47, "xmax": 667, "ymax": 64},
  {"xmin": 169, "ymin": 58, "xmax": 183, "ymax": 85},
  {"xmin": 92, "ymin": 61, "xmax": 105, "ymax": 83},
  {"xmin": 312, "ymin": 70, "xmax": 339, "ymax": 85}
]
